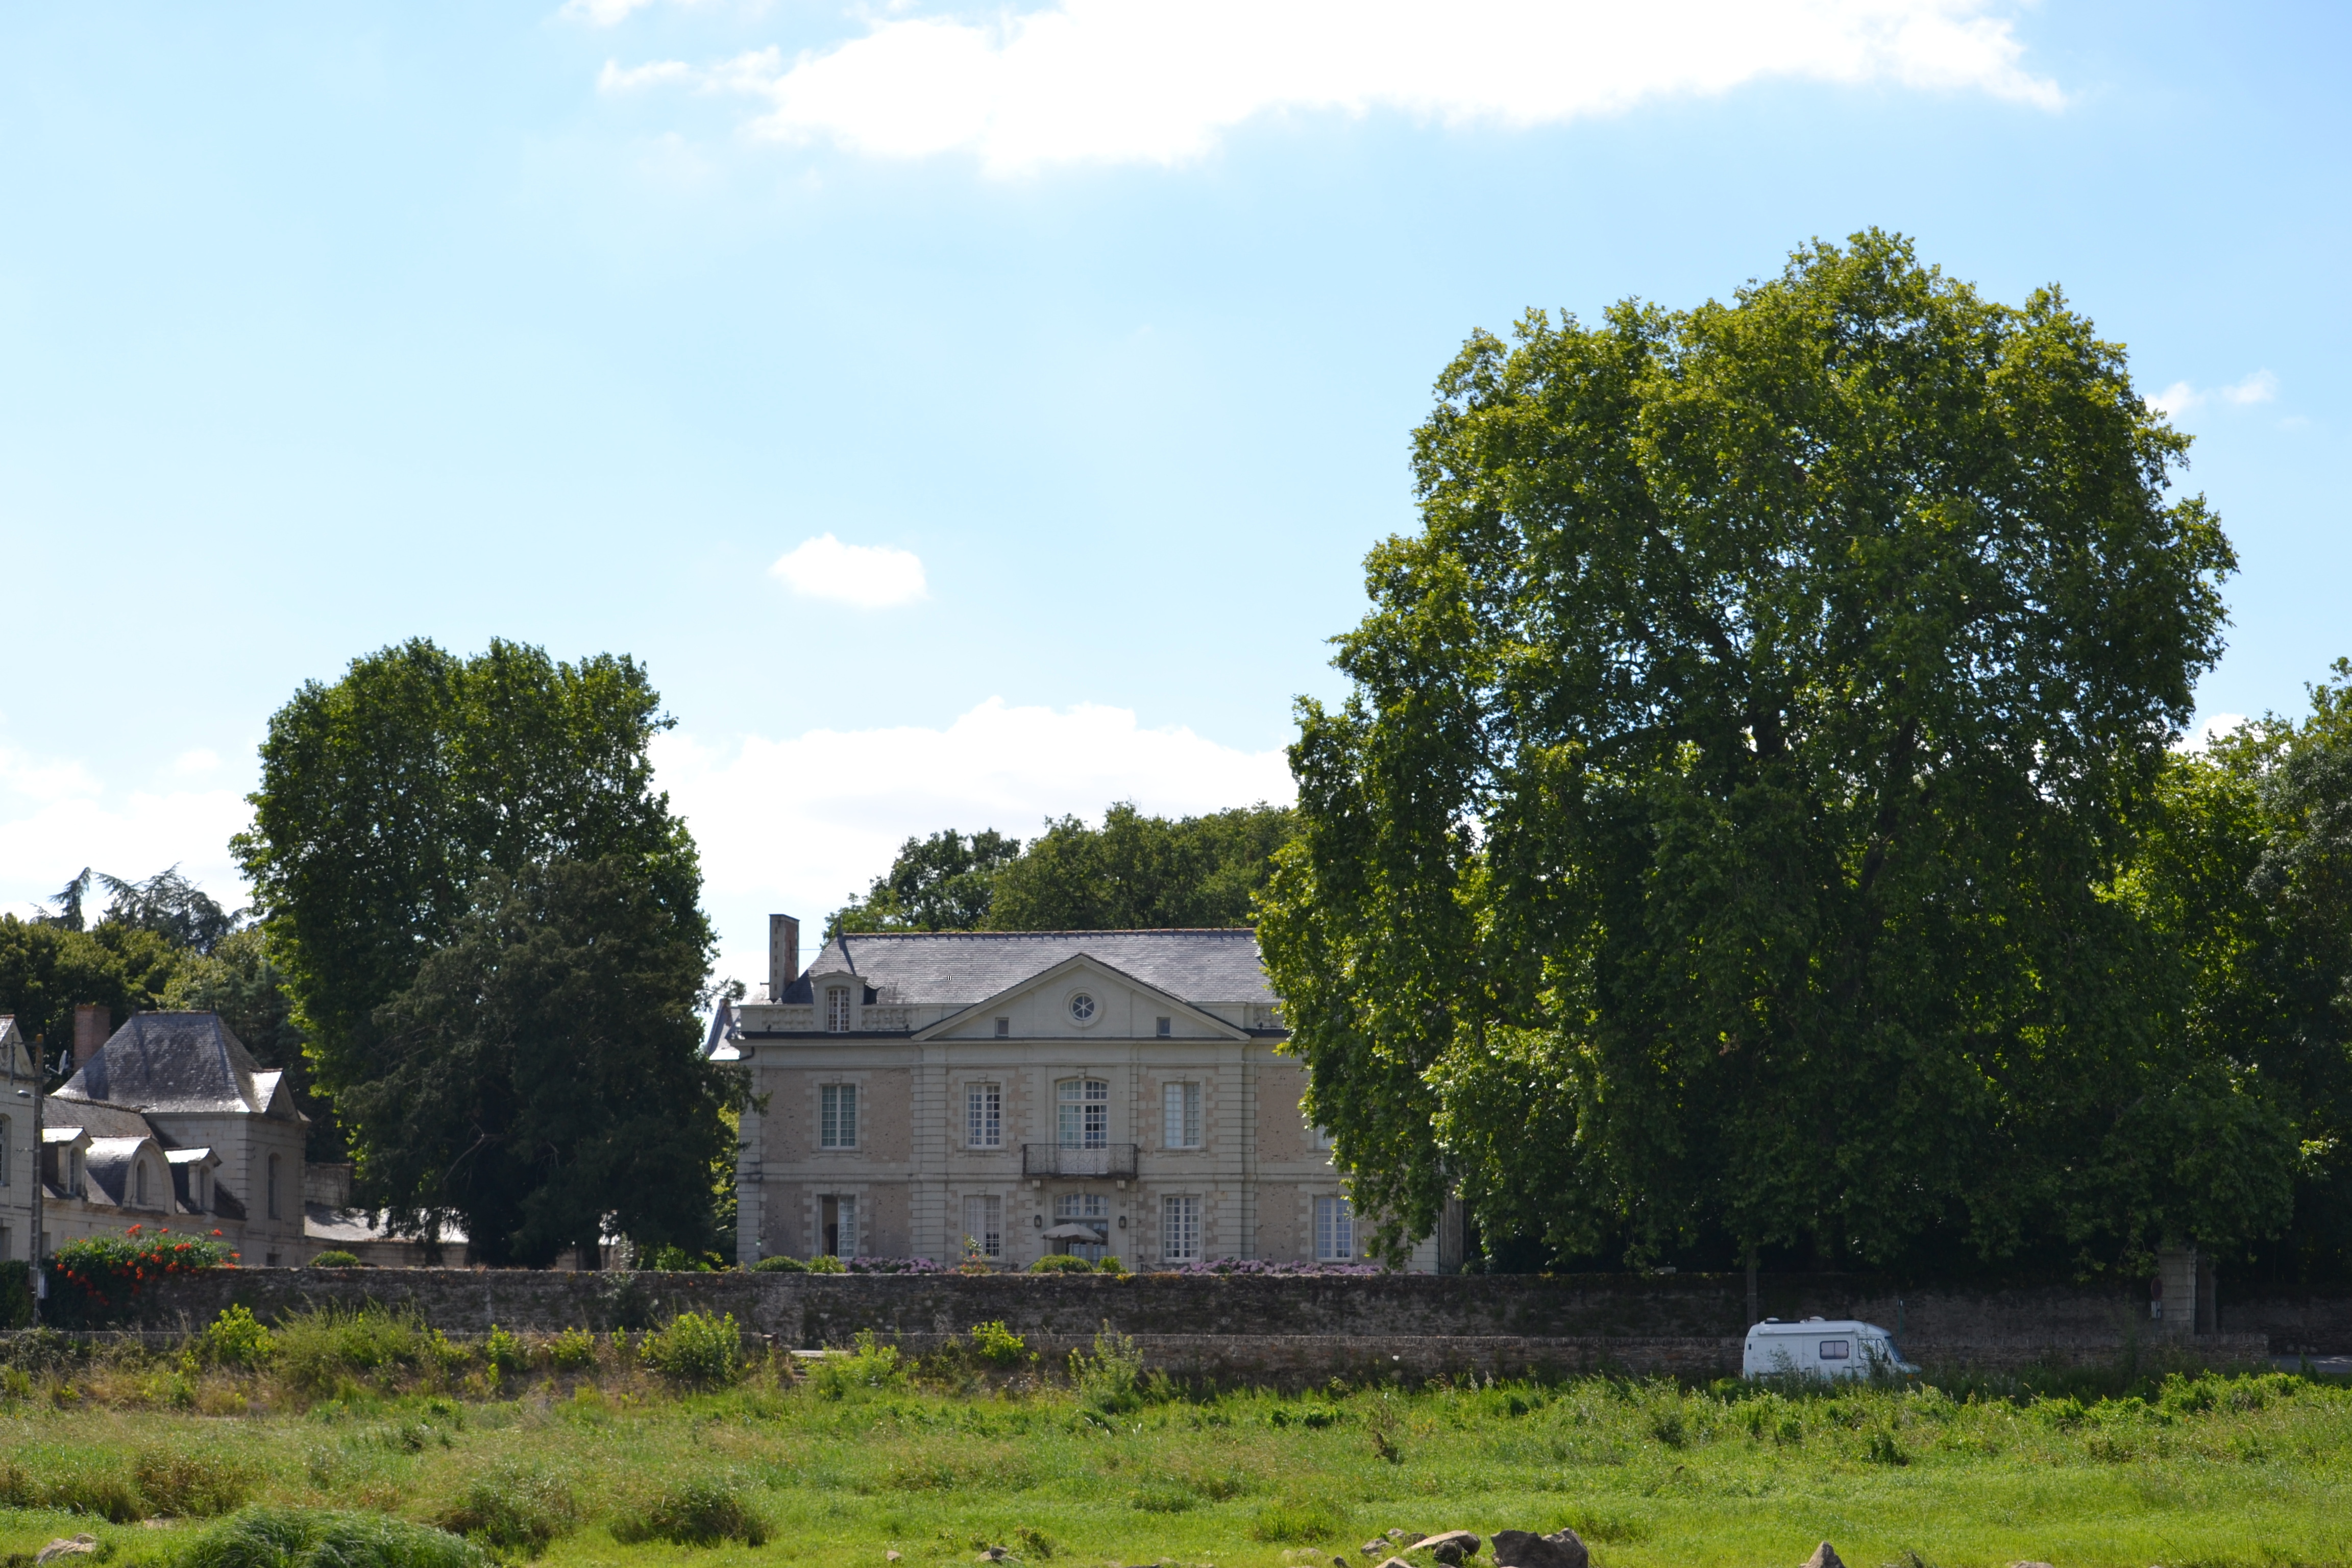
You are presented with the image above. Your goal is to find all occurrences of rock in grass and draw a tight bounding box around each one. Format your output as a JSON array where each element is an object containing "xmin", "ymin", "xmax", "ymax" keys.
[
  {"xmin": 36, "ymin": 1538, "xmax": 101, "ymax": 1564},
  {"xmin": 1363, "ymin": 1545, "xmax": 1390, "ymax": 1559},
  {"xmin": 1388, "ymin": 1532, "xmax": 1413, "ymax": 1544},
  {"xmin": 1491, "ymin": 1529, "xmax": 1588, "ymax": 1568},
  {"xmin": 1410, "ymin": 1534, "xmax": 1481, "ymax": 1565},
  {"xmin": 1803, "ymin": 1545, "xmax": 1846, "ymax": 1568},
  {"xmin": 2006, "ymin": 1561, "xmax": 2055, "ymax": 1567}
]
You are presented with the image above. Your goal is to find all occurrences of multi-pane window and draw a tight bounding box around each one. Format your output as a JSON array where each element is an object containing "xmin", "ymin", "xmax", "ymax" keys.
[
  {"xmin": 820, "ymin": 1194, "xmax": 858, "ymax": 1256},
  {"xmin": 821, "ymin": 1084, "xmax": 859, "ymax": 1149},
  {"xmin": 1161, "ymin": 1195, "xmax": 1200, "ymax": 1263},
  {"xmin": 1056, "ymin": 1193, "xmax": 1110, "ymax": 1262},
  {"xmin": 962, "ymin": 1195, "xmax": 1002, "ymax": 1260},
  {"xmin": 826, "ymin": 986, "xmax": 852, "ymax": 1033},
  {"xmin": 967, "ymin": 1083, "xmax": 1002, "ymax": 1148},
  {"xmin": 1057, "ymin": 1079, "xmax": 1108, "ymax": 1148},
  {"xmin": 1163, "ymin": 1082, "xmax": 1202, "ymax": 1149},
  {"xmin": 1315, "ymin": 1195, "xmax": 1355, "ymax": 1261}
]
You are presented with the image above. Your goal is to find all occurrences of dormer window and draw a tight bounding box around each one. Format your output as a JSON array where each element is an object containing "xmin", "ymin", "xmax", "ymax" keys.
[
  {"xmin": 826, "ymin": 987, "xmax": 852, "ymax": 1034},
  {"xmin": 135, "ymin": 1160, "xmax": 149, "ymax": 1208}
]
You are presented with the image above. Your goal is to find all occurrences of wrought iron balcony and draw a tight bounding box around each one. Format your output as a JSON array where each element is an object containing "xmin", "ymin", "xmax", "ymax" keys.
[{"xmin": 1022, "ymin": 1143, "xmax": 1138, "ymax": 1179}]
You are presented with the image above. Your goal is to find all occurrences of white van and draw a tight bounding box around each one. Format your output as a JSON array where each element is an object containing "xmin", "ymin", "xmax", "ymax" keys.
[{"xmin": 1743, "ymin": 1317, "xmax": 1918, "ymax": 1380}]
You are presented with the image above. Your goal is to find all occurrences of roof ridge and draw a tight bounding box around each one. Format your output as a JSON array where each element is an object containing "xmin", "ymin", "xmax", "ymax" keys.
[{"xmin": 842, "ymin": 927, "xmax": 1258, "ymax": 938}]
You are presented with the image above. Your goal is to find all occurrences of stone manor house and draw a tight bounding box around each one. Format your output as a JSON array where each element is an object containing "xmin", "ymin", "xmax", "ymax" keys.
[{"xmin": 721, "ymin": 918, "xmax": 1457, "ymax": 1272}]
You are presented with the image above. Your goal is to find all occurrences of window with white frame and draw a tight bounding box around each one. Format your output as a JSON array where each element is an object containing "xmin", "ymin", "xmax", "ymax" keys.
[
  {"xmin": 1054, "ymin": 1192, "xmax": 1110, "ymax": 1262},
  {"xmin": 967, "ymin": 1083, "xmax": 1002, "ymax": 1148},
  {"xmin": 962, "ymin": 1194, "xmax": 1002, "ymax": 1260},
  {"xmin": 820, "ymin": 1194, "xmax": 858, "ymax": 1256},
  {"xmin": 825, "ymin": 986, "xmax": 852, "ymax": 1033},
  {"xmin": 1163, "ymin": 1082, "xmax": 1202, "ymax": 1149},
  {"xmin": 1057, "ymin": 1078, "xmax": 1108, "ymax": 1148},
  {"xmin": 1161, "ymin": 1195, "xmax": 1199, "ymax": 1263},
  {"xmin": 821, "ymin": 1084, "xmax": 859, "ymax": 1149},
  {"xmin": 1312, "ymin": 1123, "xmax": 1336, "ymax": 1151},
  {"xmin": 1315, "ymin": 1195, "xmax": 1355, "ymax": 1261}
]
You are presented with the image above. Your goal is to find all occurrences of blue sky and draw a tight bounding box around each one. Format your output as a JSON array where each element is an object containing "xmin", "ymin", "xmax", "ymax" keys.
[{"xmin": 2, "ymin": 1, "xmax": 2345, "ymax": 988}]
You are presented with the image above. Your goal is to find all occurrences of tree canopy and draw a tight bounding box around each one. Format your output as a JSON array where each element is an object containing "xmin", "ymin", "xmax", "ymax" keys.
[
  {"xmin": 827, "ymin": 802, "xmax": 1296, "ymax": 937},
  {"xmin": 234, "ymin": 638, "xmax": 736, "ymax": 1263},
  {"xmin": 1259, "ymin": 232, "xmax": 2263, "ymax": 1276}
]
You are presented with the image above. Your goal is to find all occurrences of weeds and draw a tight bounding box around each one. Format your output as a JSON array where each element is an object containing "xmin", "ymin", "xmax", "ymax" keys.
[
  {"xmin": 177, "ymin": 1507, "xmax": 486, "ymax": 1568},
  {"xmin": 435, "ymin": 1464, "xmax": 580, "ymax": 1558},
  {"xmin": 610, "ymin": 1478, "xmax": 769, "ymax": 1547},
  {"xmin": 812, "ymin": 1330, "xmax": 903, "ymax": 1398},
  {"xmin": 547, "ymin": 1328, "xmax": 598, "ymax": 1373},
  {"xmin": 136, "ymin": 1446, "xmax": 256, "ymax": 1517}
]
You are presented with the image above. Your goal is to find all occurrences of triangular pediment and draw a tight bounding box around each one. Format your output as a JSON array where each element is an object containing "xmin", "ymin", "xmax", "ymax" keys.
[{"xmin": 912, "ymin": 953, "xmax": 1248, "ymax": 1042}]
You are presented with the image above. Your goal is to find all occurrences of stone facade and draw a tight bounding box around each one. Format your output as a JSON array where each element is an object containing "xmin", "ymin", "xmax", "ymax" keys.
[{"xmin": 725, "ymin": 921, "xmax": 1461, "ymax": 1272}]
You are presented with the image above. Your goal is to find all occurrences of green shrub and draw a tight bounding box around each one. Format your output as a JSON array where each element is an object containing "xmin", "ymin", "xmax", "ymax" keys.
[
  {"xmin": 205, "ymin": 1305, "xmax": 276, "ymax": 1368},
  {"xmin": 0, "ymin": 1260, "xmax": 33, "ymax": 1329},
  {"xmin": 547, "ymin": 1328, "xmax": 598, "ymax": 1372},
  {"xmin": 638, "ymin": 1312, "xmax": 743, "ymax": 1388},
  {"xmin": 1096, "ymin": 1255, "xmax": 1126, "ymax": 1276},
  {"xmin": 309, "ymin": 1251, "xmax": 362, "ymax": 1268},
  {"xmin": 1028, "ymin": 1254, "xmax": 1096, "ymax": 1275},
  {"xmin": 610, "ymin": 1478, "xmax": 769, "ymax": 1548},
  {"xmin": 137, "ymin": 1447, "xmax": 256, "ymax": 1517},
  {"xmin": 48, "ymin": 1227, "xmax": 237, "ymax": 1321},
  {"xmin": 177, "ymin": 1506, "xmax": 486, "ymax": 1568},
  {"xmin": 435, "ymin": 1465, "xmax": 580, "ymax": 1558},
  {"xmin": 970, "ymin": 1320, "xmax": 1029, "ymax": 1366},
  {"xmin": 750, "ymin": 1255, "xmax": 806, "ymax": 1272},
  {"xmin": 1249, "ymin": 1499, "xmax": 1351, "ymax": 1544},
  {"xmin": 803, "ymin": 1254, "xmax": 847, "ymax": 1274},
  {"xmin": 811, "ymin": 1330, "xmax": 903, "ymax": 1398},
  {"xmin": 483, "ymin": 1326, "xmax": 529, "ymax": 1380}
]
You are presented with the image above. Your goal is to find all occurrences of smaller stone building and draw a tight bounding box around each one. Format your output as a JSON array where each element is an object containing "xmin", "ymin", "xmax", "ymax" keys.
[{"xmin": 36, "ymin": 1011, "xmax": 311, "ymax": 1264}]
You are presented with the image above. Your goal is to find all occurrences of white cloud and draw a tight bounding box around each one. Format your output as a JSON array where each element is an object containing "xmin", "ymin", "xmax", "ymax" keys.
[
  {"xmin": 2173, "ymin": 712, "xmax": 2249, "ymax": 753},
  {"xmin": 604, "ymin": 0, "xmax": 2061, "ymax": 173},
  {"xmin": 654, "ymin": 697, "xmax": 1295, "ymax": 985},
  {"xmin": 0, "ymin": 742, "xmax": 252, "ymax": 922},
  {"xmin": 599, "ymin": 58, "xmax": 699, "ymax": 91},
  {"xmin": 2150, "ymin": 370, "xmax": 2278, "ymax": 418},
  {"xmin": 769, "ymin": 532, "xmax": 928, "ymax": 608},
  {"xmin": 170, "ymin": 748, "xmax": 221, "ymax": 778}
]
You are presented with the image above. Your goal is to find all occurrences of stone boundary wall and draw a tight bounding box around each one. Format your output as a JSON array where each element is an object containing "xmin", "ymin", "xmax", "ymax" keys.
[{"xmin": 76, "ymin": 1267, "xmax": 2331, "ymax": 1373}]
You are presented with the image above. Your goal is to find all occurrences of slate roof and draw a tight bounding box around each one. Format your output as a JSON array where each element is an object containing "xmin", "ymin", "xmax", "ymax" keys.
[
  {"xmin": 42, "ymin": 1098, "xmax": 156, "ymax": 1141},
  {"xmin": 802, "ymin": 929, "xmax": 1275, "ymax": 1007},
  {"xmin": 56, "ymin": 1012, "xmax": 300, "ymax": 1119}
]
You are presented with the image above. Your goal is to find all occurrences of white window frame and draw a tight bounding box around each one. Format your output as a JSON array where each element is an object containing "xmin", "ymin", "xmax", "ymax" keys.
[
  {"xmin": 966, "ymin": 1082, "xmax": 1002, "ymax": 1149},
  {"xmin": 819, "ymin": 1193, "xmax": 859, "ymax": 1256},
  {"xmin": 1161, "ymin": 1194, "xmax": 1200, "ymax": 1264},
  {"xmin": 1315, "ymin": 1195, "xmax": 1355, "ymax": 1261},
  {"xmin": 1057, "ymin": 1078, "xmax": 1109, "ymax": 1149},
  {"xmin": 962, "ymin": 1194, "xmax": 1003, "ymax": 1260},
  {"xmin": 825, "ymin": 986, "xmax": 852, "ymax": 1034},
  {"xmin": 1163, "ymin": 1082, "xmax": 1202, "ymax": 1149},
  {"xmin": 820, "ymin": 1083, "xmax": 860, "ymax": 1149}
]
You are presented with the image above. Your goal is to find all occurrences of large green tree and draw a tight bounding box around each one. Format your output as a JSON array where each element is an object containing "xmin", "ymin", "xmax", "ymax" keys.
[
  {"xmin": 1260, "ymin": 232, "xmax": 2254, "ymax": 1273},
  {"xmin": 234, "ymin": 638, "xmax": 732, "ymax": 1262},
  {"xmin": 829, "ymin": 828, "xmax": 1024, "ymax": 936},
  {"xmin": 362, "ymin": 856, "xmax": 735, "ymax": 1267}
]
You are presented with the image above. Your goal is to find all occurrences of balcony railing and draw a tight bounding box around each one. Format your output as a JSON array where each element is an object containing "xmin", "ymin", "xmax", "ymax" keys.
[{"xmin": 1022, "ymin": 1143, "xmax": 1138, "ymax": 1179}]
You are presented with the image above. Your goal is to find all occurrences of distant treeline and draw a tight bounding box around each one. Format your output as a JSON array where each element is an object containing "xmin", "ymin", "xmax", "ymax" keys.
[{"xmin": 826, "ymin": 802, "xmax": 1297, "ymax": 939}]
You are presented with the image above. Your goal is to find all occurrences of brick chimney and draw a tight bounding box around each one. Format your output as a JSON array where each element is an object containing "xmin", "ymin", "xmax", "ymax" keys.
[
  {"xmin": 72, "ymin": 1003, "xmax": 111, "ymax": 1072},
  {"xmin": 769, "ymin": 914, "xmax": 800, "ymax": 1001}
]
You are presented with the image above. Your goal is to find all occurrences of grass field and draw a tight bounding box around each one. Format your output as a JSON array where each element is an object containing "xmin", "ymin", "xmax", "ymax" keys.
[{"xmin": 2, "ymin": 1312, "xmax": 2348, "ymax": 1568}]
